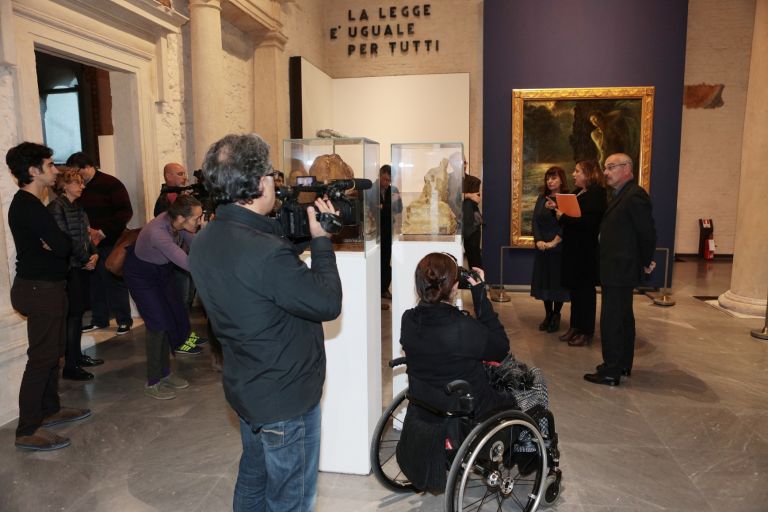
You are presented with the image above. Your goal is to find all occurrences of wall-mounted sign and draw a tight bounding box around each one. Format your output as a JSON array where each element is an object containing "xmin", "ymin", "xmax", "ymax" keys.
[{"xmin": 329, "ymin": 4, "xmax": 439, "ymax": 57}]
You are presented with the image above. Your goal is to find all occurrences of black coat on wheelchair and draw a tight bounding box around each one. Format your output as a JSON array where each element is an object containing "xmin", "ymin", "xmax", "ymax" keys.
[{"xmin": 371, "ymin": 357, "xmax": 562, "ymax": 512}]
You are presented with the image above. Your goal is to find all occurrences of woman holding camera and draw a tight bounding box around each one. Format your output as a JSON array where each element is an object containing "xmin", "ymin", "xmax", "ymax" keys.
[
  {"xmin": 123, "ymin": 195, "xmax": 203, "ymax": 400},
  {"xmin": 399, "ymin": 253, "xmax": 513, "ymax": 418}
]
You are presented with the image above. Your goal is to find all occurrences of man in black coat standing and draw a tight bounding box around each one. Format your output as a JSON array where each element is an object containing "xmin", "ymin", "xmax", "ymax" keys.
[
  {"xmin": 189, "ymin": 134, "xmax": 342, "ymax": 511},
  {"xmin": 585, "ymin": 153, "xmax": 656, "ymax": 386}
]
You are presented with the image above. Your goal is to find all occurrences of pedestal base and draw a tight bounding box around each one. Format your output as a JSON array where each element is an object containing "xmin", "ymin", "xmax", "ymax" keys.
[{"xmin": 718, "ymin": 290, "xmax": 767, "ymax": 317}]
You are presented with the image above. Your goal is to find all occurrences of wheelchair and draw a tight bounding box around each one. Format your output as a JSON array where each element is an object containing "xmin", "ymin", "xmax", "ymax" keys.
[{"xmin": 371, "ymin": 358, "xmax": 562, "ymax": 511}]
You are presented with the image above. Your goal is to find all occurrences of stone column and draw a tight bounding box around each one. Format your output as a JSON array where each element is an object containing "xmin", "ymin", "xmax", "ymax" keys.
[
  {"xmin": 189, "ymin": 0, "xmax": 224, "ymax": 166},
  {"xmin": 719, "ymin": 0, "xmax": 768, "ymax": 316},
  {"xmin": 253, "ymin": 32, "xmax": 287, "ymax": 160}
]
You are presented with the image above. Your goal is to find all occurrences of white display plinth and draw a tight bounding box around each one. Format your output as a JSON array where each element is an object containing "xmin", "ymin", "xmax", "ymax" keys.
[
  {"xmin": 390, "ymin": 236, "xmax": 463, "ymax": 397},
  {"xmin": 303, "ymin": 245, "xmax": 382, "ymax": 474}
]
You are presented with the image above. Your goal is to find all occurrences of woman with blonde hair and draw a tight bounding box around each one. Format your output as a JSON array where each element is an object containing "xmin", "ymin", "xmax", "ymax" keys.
[{"xmin": 48, "ymin": 167, "xmax": 101, "ymax": 381}]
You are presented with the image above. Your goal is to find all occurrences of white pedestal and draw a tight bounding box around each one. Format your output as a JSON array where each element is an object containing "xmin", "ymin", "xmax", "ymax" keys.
[
  {"xmin": 304, "ymin": 245, "xmax": 382, "ymax": 474},
  {"xmin": 390, "ymin": 236, "xmax": 463, "ymax": 397}
]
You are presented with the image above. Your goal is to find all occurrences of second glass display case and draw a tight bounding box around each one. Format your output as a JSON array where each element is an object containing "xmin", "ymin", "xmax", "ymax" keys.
[{"xmin": 391, "ymin": 142, "xmax": 464, "ymax": 240}]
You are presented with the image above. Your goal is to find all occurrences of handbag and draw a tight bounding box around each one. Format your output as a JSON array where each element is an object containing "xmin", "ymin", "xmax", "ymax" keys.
[{"xmin": 104, "ymin": 228, "xmax": 142, "ymax": 276}]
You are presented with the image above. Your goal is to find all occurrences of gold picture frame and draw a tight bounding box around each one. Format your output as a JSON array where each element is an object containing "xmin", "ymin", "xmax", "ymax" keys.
[{"xmin": 510, "ymin": 86, "xmax": 655, "ymax": 248}]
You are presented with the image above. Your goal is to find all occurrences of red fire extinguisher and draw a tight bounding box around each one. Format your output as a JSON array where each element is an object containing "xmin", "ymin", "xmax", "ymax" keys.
[
  {"xmin": 699, "ymin": 219, "xmax": 715, "ymax": 260},
  {"xmin": 704, "ymin": 233, "xmax": 716, "ymax": 260}
]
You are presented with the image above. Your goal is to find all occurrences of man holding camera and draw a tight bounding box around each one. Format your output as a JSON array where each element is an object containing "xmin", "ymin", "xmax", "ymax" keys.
[
  {"xmin": 153, "ymin": 162, "xmax": 189, "ymax": 216},
  {"xmin": 151, "ymin": 162, "xmax": 206, "ymax": 355},
  {"xmin": 189, "ymin": 134, "xmax": 342, "ymax": 511}
]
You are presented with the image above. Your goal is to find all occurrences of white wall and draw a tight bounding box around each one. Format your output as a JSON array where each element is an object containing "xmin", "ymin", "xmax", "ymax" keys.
[
  {"xmin": 300, "ymin": 58, "xmax": 334, "ymax": 137},
  {"xmin": 299, "ymin": 58, "xmax": 470, "ymax": 166},
  {"xmin": 676, "ymin": 0, "xmax": 755, "ymax": 254},
  {"xmin": 332, "ymin": 73, "xmax": 469, "ymax": 166}
]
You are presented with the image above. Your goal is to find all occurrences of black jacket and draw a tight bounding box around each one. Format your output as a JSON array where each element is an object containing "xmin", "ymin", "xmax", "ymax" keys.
[
  {"xmin": 48, "ymin": 195, "xmax": 97, "ymax": 268},
  {"xmin": 400, "ymin": 285, "xmax": 510, "ymax": 418},
  {"xmin": 189, "ymin": 204, "xmax": 342, "ymax": 425},
  {"xmin": 79, "ymin": 170, "xmax": 132, "ymax": 247},
  {"xmin": 599, "ymin": 182, "xmax": 657, "ymax": 287},
  {"xmin": 8, "ymin": 190, "xmax": 71, "ymax": 280},
  {"xmin": 560, "ymin": 185, "xmax": 607, "ymax": 287},
  {"xmin": 462, "ymin": 198, "xmax": 483, "ymax": 238}
]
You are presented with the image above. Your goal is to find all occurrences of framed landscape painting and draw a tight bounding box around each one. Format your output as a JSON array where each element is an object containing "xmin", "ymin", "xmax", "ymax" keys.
[{"xmin": 510, "ymin": 86, "xmax": 654, "ymax": 248}]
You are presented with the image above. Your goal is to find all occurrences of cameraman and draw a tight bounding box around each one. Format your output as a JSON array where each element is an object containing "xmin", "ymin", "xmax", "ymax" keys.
[
  {"xmin": 153, "ymin": 162, "xmax": 189, "ymax": 216},
  {"xmin": 189, "ymin": 134, "xmax": 342, "ymax": 511}
]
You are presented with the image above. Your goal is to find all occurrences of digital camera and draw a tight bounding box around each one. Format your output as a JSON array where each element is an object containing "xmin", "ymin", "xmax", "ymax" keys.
[{"xmin": 458, "ymin": 266, "xmax": 483, "ymax": 289}]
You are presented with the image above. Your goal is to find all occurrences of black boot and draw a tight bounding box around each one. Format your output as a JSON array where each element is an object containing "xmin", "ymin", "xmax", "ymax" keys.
[
  {"xmin": 539, "ymin": 312, "xmax": 553, "ymax": 331},
  {"xmin": 547, "ymin": 313, "xmax": 561, "ymax": 333}
]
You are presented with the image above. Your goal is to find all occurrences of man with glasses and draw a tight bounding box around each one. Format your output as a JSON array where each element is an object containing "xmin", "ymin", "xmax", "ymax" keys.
[
  {"xmin": 584, "ymin": 153, "xmax": 656, "ymax": 386},
  {"xmin": 66, "ymin": 152, "xmax": 133, "ymax": 335},
  {"xmin": 189, "ymin": 134, "xmax": 342, "ymax": 511}
]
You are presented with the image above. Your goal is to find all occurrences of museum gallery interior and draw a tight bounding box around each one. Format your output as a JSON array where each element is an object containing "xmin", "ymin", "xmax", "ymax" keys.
[{"xmin": 1, "ymin": 0, "xmax": 767, "ymax": 511}]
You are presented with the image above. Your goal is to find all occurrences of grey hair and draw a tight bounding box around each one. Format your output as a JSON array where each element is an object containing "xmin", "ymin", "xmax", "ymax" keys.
[{"xmin": 201, "ymin": 133, "xmax": 272, "ymax": 205}]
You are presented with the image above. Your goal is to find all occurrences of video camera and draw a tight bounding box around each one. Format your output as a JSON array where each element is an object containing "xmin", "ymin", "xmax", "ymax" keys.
[
  {"xmin": 159, "ymin": 169, "xmax": 207, "ymax": 198},
  {"xmin": 275, "ymin": 176, "xmax": 372, "ymax": 241}
]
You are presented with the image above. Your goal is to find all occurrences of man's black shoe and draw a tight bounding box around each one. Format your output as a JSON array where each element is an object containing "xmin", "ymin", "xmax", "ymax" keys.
[
  {"xmin": 596, "ymin": 363, "xmax": 631, "ymax": 377},
  {"xmin": 62, "ymin": 367, "xmax": 94, "ymax": 381},
  {"xmin": 78, "ymin": 355, "xmax": 104, "ymax": 367},
  {"xmin": 583, "ymin": 372, "xmax": 620, "ymax": 386}
]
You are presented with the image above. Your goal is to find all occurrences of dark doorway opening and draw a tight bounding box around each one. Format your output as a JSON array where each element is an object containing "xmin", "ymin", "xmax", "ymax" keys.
[{"xmin": 35, "ymin": 51, "xmax": 113, "ymax": 165}]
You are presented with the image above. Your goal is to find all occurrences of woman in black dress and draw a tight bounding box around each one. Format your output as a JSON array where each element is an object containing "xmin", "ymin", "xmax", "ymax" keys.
[
  {"xmin": 553, "ymin": 160, "xmax": 607, "ymax": 346},
  {"xmin": 530, "ymin": 166, "xmax": 570, "ymax": 333}
]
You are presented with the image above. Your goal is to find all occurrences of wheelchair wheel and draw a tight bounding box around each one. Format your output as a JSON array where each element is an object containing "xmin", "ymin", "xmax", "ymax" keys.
[
  {"xmin": 445, "ymin": 410, "xmax": 548, "ymax": 512},
  {"xmin": 370, "ymin": 389, "xmax": 416, "ymax": 493},
  {"xmin": 543, "ymin": 469, "xmax": 562, "ymax": 506}
]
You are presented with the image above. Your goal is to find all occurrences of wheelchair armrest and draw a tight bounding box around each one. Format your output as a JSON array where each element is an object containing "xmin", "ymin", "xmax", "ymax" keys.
[
  {"xmin": 445, "ymin": 379, "xmax": 471, "ymax": 396},
  {"xmin": 389, "ymin": 357, "xmax": 407, "ymax": 368}
]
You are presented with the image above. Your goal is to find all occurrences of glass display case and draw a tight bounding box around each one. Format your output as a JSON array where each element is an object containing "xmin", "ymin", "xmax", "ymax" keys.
[
  {"xmin": 391, "ymin": 142, "xmax": 464, "ymax": 240},
  {"xmin": 282, "ymin": 137, "xmax": 380, "ymax": 252}
]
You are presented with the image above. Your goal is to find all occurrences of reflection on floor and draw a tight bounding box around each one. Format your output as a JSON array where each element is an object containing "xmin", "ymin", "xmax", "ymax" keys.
[{"xmin": 2, "ymin": 259, "xmax": 767, "ymax": 512}]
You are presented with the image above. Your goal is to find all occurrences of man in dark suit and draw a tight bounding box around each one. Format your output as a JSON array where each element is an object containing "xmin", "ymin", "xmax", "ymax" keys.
[{"xmin": 584, "ymin": 153, "xmax": 656, "ymax": 386}]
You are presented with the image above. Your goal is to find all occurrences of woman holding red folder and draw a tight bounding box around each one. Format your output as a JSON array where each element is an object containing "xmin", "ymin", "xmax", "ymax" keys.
[{"xmin": 551, "ymin": 160, "xmax": 607, "ymax": 346}]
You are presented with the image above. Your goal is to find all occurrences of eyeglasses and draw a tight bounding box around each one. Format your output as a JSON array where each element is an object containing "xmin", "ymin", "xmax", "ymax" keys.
[
  {"xmin": 263, "ymin": 170, "xmax": 280, "ymax": 179},
  {"xmin": 603, "ymin": 162, "xmax": 630, "ymax": 172}
]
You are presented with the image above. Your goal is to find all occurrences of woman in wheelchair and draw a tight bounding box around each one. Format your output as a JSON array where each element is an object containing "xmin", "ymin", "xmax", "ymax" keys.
[
  {"xmin": 371, "ymin": 252, "xmax": 562, "ymax": 511},
  {"xmin": 401, "ymin": 252, "xmax": 514, "ymax": 418}
]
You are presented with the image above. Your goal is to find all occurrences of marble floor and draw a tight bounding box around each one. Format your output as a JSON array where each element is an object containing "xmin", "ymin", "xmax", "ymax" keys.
[{"xmin": 2, "ymin": 258, "xmax": 767, "ymax": 511}]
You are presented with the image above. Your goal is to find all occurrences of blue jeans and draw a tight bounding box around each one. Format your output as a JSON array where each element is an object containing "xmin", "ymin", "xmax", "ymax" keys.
[{"xmin": 234, "ymin": 403, "xmax": 321, "ymax": 512}]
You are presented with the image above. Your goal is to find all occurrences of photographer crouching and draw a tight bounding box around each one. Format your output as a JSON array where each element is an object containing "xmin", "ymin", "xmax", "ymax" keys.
[{"xmin": 189, "ymin": 134, "xmax": 342, "ymax": 511}]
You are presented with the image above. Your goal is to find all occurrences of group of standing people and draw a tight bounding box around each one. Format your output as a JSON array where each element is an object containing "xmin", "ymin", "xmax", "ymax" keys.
[
  {"xmin": 5, "ymin": 140, "xmax": 212, "ymax": 452},
  {"xmin": 531, "ymin": 153, "xmax": 656, "ymax": 386}
]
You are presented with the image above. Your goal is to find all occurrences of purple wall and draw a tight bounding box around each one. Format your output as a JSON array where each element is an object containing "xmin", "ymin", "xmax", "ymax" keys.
[{"xmin": 483, "ymin": 0, "xmax": 688, "ymax": 287}]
